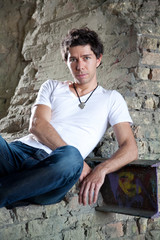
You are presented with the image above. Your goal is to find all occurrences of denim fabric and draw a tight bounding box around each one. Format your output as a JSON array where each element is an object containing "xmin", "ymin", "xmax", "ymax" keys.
[{"xmin": 0, "ymin": 136, "xmax": 83, "ymax": 207}]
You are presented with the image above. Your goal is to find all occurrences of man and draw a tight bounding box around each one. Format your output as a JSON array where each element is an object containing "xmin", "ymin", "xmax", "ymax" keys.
[{"xmin": 0, "ymin": 27, "xmax": 138, "ymax": 208}]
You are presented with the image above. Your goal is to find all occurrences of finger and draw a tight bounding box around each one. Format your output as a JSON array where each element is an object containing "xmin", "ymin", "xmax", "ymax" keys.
[
  {"xmin": 79, "ymin": 182, "xmax": 85, "ymax": 204},
  {"xmin": 88, "ymin": 183, "xmax": 95, "ymax": 205},
  {"xmin": 81, "ymin": 182, "xmax": 90, "ymax": 206},
  {"xmin": 93, "ymin": 184, "xmax": 101, "ymax": 204},
  {"xmin": 79, "ymin": 181, "xmax": 89, "ymax": 204}
]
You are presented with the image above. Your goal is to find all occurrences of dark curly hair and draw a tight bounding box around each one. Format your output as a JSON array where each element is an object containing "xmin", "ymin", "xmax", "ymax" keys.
[{"xmin": 61, "ymin": 27, "xmax": 104, "ymax": 61}]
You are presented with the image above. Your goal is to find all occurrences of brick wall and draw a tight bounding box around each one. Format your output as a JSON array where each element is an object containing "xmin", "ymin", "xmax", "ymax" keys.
[
  {"xmin": 0, "ymin": 0, "xmax": 160, "ymax": 239},
  {"xmin": 0, "ymin": 195, "xmax": 160, "ymax": 240}
]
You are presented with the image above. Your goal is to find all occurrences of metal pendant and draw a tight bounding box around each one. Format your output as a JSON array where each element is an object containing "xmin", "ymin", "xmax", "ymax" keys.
[{"xmin": 79, "ymin": 102, "xmax": 85, "ymax": 109}]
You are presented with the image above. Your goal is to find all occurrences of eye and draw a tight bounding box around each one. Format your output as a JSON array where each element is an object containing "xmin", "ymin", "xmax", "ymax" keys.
[
  {"xmin": 69, "ymin": 58, "xmax": 77, "ymax": 63},
  {"xmin": 84, "ymin": 56, "xmax": 90, "ymax": 60}
]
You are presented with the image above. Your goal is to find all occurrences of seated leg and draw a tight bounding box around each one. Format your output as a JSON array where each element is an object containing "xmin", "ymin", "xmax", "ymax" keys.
[
  {"xmin": 0, "ymin": 145, "xmax": 83, "ymax": 207},
  {"xmin": 0, "ymin": 136, "xmax": 18, "ymax": 176}
]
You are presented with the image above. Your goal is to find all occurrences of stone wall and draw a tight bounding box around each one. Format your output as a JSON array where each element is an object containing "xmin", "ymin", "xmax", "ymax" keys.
[
  {"xmin": 1, "ymin": 198, "xmax": 160, "ymax": 240},
  {"xmin": 0, "ymin": 0, "xmax": 36, "ymax": 119},
  {"xmin": 0, "ymin": 0, "xmax": 160, "ymax": 239}
]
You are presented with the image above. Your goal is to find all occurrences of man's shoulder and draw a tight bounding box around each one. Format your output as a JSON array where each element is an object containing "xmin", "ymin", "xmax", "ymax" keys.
[
  {"xmin": 43, "ymin": 79, "xmax": 71, "ymax": 88},
  {"xmin": 41, "ymin": 80, "xmax": 65, "ymax": 92},
  {"xmin": 98, "ymin": 86, "xmax": 126, "ymax": 107},
  {"xmin": 98, "ymin": 85, "xmax": 120, "ymax": 98},
  {"xmin": 43, "ymin": 79, "xmax": 59, "ymax": 86}
]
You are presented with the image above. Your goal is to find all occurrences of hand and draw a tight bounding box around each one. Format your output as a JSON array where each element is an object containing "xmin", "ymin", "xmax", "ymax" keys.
[{"xmin": 79, "ymin": 164, "xmax": 106, "ymax": 206}]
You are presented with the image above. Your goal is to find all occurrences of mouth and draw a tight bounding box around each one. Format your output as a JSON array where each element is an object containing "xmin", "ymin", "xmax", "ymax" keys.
[{"xmin": 76, "ymin": 73, "xmax": 88, "ymax": 79}]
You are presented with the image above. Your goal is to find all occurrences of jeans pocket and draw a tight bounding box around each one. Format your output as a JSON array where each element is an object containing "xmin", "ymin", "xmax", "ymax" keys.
[
  {"xmin": 21, "ymin": 150, "xmax": 49, "ymax": 169},
  {"xmin": 33, "ymin": 149, "xmax": 49, "ymax": 161}
]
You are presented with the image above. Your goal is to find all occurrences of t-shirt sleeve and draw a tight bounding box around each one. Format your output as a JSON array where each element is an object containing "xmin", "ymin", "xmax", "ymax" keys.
[
  {"xmin": 34, "ymin": 80, "xmax": 58, "ymax": 108},
  {"xmin": 108, "ymin": 90, "xmax": 133, "ymax": 126}
]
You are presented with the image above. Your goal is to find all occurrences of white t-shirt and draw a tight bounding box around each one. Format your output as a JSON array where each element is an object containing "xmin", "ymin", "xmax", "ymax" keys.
[{"xmin": 19, "ymin": 80, "xmax": 132, "ymax": 159}]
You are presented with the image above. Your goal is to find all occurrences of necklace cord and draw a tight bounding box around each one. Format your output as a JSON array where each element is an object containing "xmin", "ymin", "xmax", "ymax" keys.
[{"xmin": 73, "ymin": 83, "xmax": 99, "ymax": 105}]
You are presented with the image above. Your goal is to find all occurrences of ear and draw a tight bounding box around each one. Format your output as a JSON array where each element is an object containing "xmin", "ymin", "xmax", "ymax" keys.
[{"xmin": 96, "ymin": 54, "xmax": 102, "ymax": 68}]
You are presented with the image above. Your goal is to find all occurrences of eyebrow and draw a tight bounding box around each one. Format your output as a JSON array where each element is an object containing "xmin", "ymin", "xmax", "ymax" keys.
[{"xmin": 69, "ymin": 54, "xmax": 93, "ymax": 58}]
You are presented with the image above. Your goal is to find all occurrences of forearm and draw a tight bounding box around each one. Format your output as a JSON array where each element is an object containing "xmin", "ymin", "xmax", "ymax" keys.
[
  {"xmin": 79, "ymin": 161, "xmax": 92, "ymax": 182},
  {"xmin": 95, "ymin": 139, "xmax": 138, "ymax": 176},
  {"xmin": 29, "ymin": 118, "xmax": 67, "ymax": 150},
  {"xmin": 79, "ymin": 123, "xmax": 138, "ymax": 206}
]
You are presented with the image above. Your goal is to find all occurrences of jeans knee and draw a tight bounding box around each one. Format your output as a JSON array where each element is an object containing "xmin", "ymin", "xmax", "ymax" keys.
[
  {"xmin": 64, "ymin": 145, "xmax": 82, "ymax": 157},
  {"xmin": 49, "ymin": 145, "xmax": 83, "ymax": 174},
  {"xmin": 61, "ymin": 145, "xmax": 83, "ymax": 166}
]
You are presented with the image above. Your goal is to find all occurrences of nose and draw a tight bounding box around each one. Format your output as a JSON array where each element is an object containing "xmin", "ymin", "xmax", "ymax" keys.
[{"xmin": 76, "ymin": 59, "xmax": 84, "ymax": 71}]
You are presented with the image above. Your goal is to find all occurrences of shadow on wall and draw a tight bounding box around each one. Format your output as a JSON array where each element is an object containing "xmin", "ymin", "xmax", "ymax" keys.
[{"xmin": 0, "ymin": 0, "xmax": 36, "ymax": 120}]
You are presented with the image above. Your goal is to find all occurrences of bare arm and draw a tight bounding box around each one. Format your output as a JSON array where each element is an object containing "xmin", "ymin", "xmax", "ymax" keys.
[
  {"xmin": 79, "ymin": 161, "xmax": 92, "ymax": 182},
  {"xmin": 29, "ymin": 104, "xmax": 67, "ymax": 150},
  {"xmin": 79, "ymin": 122, "xmax": 138, "ymax": 205}
]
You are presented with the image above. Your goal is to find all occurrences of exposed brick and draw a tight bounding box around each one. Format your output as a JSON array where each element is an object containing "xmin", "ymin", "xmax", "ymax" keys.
[
  {"xmin": 138, "ymin": 218, "xmax": 148, "ymax": 234},
  {"xmin": 135, "ymin": 125, "xmax": 160, "ymax": 139},
  {"xmin": 0, "ymin": 208, "xmax": 14, "ymax": 227},
  {"xmin": 0, "ymin": 224, "xmax": 27, "ymax": 240},
  {"xmin": 130, "ymin": 111, "xmax": 155, "ymax": 125},
  {"xmin": 125, "ymin": 96, "xmax": 142, "ymax": 110},
  {"xmin": 147, "ymin": 230, "xmax": 160, "ymax": 240},
  {"xmin": 152, "ymin": 68, "xmax": 160, "ymax": 80},
  {"xmin": 134, "ymin": 81, "xmax": 160, "ymax": 95},
  {"xmin": 137, "ymin": 67, "xmax": 150, "ymax": 80},
  {"xmin": 141, "ymin": 51, "xmax": 160, "ymax": 66},
  {"xmin": 142, "ymin": 37, "xmax": 158, "ymax": 50},
  {"xmin": 149, "ymin": 140, "xmax": 160, "ymax": 154},
  {"xmin": 136, "ymin": 139, "xmax": 149, "ymax": 155},
  {"xmin": 106, "ymin": 222, "xmax": 124, "ymax": 238},
  {"xmin": 126, "ymin": 220, "xmax": 139, "ymax": 236},
  {"xmin": 144, "ymin": 97, "xmax": 155, "ymax": 109}
]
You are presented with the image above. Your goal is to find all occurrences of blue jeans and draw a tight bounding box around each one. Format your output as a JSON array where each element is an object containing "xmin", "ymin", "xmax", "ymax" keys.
[{"xmin": 0, "ymin": 136, "xmax": 83, "ymax": 208}]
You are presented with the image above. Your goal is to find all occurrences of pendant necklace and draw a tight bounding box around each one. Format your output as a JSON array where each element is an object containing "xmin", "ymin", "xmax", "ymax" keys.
[{"xmin": 73, "ymin": 83, "xmax": 99, "ymax": 109}]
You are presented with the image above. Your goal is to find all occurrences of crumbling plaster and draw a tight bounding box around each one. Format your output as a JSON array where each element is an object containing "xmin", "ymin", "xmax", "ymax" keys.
[{"xmin": 0, "ymin": 1, "xmax": 160, "ymax": 239}]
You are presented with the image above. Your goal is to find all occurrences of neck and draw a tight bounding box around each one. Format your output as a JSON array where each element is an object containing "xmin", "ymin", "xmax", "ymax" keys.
[
  {"xmin": 73, "ymin": 81, "xmax": 98, "ymax": 96},
  {"xmin": 72, "ymin": 82, "xmax": 99, "ymax": 109}
]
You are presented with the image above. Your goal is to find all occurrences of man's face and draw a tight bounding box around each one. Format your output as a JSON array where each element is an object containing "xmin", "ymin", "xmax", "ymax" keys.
[{"xmin": 67, "ymin": 44, "xmax": 102, "ymax": 85}]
